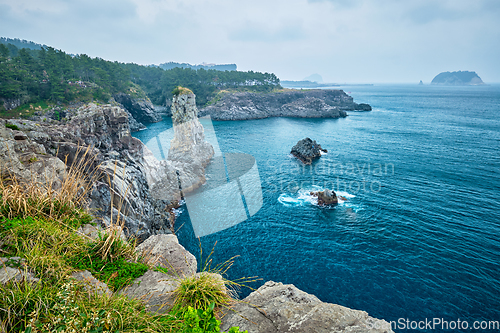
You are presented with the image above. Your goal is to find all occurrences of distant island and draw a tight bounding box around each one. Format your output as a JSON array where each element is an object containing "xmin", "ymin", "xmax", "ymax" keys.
[{"xmin": 431, "ymin": 71, "xmax": 484, "ymax": 86}]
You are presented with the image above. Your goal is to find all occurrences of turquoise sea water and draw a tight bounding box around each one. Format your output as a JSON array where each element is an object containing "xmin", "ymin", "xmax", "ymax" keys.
[{"xmin": 133, "ymin": 84, "xmax": 500, "ymax": 332}]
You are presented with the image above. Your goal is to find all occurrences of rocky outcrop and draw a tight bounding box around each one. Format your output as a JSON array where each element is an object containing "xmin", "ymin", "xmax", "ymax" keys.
[
  {"xmin": 168, "ymin": 92, "xmax": 214, "ymax": 166},
  {"xmin": 0, "ymin": 97, "xmax": 25, "ymax": 111},
  {"xmin": 199, "ymin": 89, "xmax": 371, "ymax": 120},
  {"xmin": 311, "ymin": 188, "xmax": 338, "ymax": 206},
  {"xmin": 114, "ymin": 93, "xmax": 161, "ymax": 129},
  {"xmin": 291, "ymin": 138, "xmax": 326, "ymax": 164},
  {"xmin": 135, "ymin": 234, "xmax": 197, "ymax": 277},
  {"xmin": 221, "ymin": 281, "xmax": 393, "ymax": 333}
]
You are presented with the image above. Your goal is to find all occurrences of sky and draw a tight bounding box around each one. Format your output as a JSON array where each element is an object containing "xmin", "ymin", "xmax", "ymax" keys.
[{"xmin": 1, "ymin": 0, "xmax": 500, "ymax": 83}]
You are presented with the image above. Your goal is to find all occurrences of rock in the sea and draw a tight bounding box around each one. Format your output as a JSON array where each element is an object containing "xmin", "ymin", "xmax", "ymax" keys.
[
  {"xmin": 291, "ymin": 138, "xmax": 327, "ymax": 164},
  {"xmin": 135, "ymin": 234, "xmax": 197, "ymax": 277},
  {"xmin": 221, "ymin": 281, "xmax": 393, "ymax": 333},
  {"xmin": 199, "ymin": 89, "xmax": 370, "ymax": 120},
  {"xmin": 311, "ymin": 188, "xmax": 338, "ymax": 206}
]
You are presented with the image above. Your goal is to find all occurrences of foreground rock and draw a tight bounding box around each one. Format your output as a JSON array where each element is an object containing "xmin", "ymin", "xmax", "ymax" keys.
[
  {"xmin": 0, "ymin": 257, "xmax": 39, "ymax": 285},
  {"xmin": 311, "ymin": 189, "xmax": 338, "ymax": 206},
  {"xmin": 291, "ymin": 138, "xmax": 326, "ymax": 164},
  {"xmin": 135, "ymin": 234, "xmax": 197, "ymax": 277},
  {"xmin": 221, "ymin": 281, "xmax": 393, "ymax": 333},
  {"xmin": 120, "ymin": 270, "xmax": 179, "ymax": 313},
  {"xmin": 200, "ymin": 89, "xmax": 371, "ymax": 120},
  {"xmin": 71, "ymin": 270, "xmax": 112, "ymax": 296}
]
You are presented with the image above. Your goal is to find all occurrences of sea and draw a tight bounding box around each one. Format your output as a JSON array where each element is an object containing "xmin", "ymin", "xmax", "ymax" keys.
[{"xmin": 133, "ymin": 84, "xmax": 500, "ymax": 332}]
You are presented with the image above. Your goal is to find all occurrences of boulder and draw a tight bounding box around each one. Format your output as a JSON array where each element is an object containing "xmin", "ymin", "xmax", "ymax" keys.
[
  {"xmin": 120, "ymin": 270, "xmax": 179, "ymax": 313},
  {"xmin": 290, "ymin": 138, "xmax": 327, "ymax": 165},
  {"xmin": 0, "ymin": 257, "xmax": 39, "ymax": 285},
  {"xmin": 76, "ymin": 223, "xmax": 103, "ymax": 240},
  {"xmin": 71, "ymin": 270, "xmax": 112, "ymax": 296},
  {"xmin": 135, "ymin": 234, "xmax": 197, "ymax": 277},
  {"xmin": 221, "ymin": 281, "xmax": 393, "ymax": 333}
]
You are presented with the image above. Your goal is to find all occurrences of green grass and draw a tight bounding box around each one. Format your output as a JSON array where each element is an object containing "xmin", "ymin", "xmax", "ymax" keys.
[
  {"xmin": 5, "ymin": 123, "xmax": 20, "ymax": 130},
  {"xmin": 67, "ymin": 242, "xmax": 148, "ymax": 292},
  {"xmin": 1, "ymin": 101, "xmax": 51, "ymax": 119}
]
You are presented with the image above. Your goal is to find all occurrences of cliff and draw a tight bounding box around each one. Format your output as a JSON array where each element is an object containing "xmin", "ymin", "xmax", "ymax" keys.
[
  {"xmin": 431, "ymin": 71, "xmax": 484, "ymax": 85},
  {"xmin": 113, "ymin": 93, "xmax": 162, "ymax": 131},
  {"xmin": 0, "ymin": 91, "xmax": 213, "ymax": 241},
  {"xmin": 199, "ymin": 89, "xmax": 371, "ymax": 120}
]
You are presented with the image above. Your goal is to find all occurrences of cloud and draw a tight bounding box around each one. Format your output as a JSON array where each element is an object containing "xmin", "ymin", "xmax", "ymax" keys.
[{"xmin": 229, "ymin": 21, "xmax": 306, "ymax": 42}]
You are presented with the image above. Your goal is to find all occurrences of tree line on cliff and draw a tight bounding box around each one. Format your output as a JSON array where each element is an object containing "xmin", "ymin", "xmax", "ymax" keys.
[{"xmin": 0, "ymin": 41, "xmax": 281, "ymax": 112}]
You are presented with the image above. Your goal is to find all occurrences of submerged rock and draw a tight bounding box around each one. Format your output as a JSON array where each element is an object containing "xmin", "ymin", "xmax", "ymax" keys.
[
  {"xmin": 291, "ymin": 137, "xmax": 327, "ymax": 164},
  {"xmin": 221, "ymin": 281, "xmax": 393, "ymax": 333}
]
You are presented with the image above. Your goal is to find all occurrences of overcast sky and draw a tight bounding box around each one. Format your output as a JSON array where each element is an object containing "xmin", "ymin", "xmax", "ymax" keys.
[{"xmin": 1, "ymin": 0, "xmax": 499, "ymax": 83}]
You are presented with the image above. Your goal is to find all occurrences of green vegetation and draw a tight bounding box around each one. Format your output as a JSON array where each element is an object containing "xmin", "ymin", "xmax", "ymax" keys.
[
  {"xmin": 5, "ymin": 123, "xmax": 19, "ymax": 130},
  {"xmin": 0, "ymin": 39, "xmax": 281, "ymax": 117}
]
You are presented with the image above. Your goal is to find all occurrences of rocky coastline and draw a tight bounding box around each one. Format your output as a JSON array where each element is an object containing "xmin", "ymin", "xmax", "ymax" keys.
[
  {"xmin": 0, "ymin": 91, "xmax": 392, "ymax": 333},
  {"xmin": 199, "ymin": 89, "xmax": 371, "ymax": 120}
]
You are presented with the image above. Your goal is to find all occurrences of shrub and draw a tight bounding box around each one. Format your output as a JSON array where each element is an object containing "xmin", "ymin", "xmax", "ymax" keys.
[{"xmin": 5, "ymin": 123, "xmax": 19, "ymax": 130}]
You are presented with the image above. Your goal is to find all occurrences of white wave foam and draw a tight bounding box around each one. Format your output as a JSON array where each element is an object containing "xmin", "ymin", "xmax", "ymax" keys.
[{"xmin": 278, "ymin": 187, "xmax": 360, "ymax": 211}]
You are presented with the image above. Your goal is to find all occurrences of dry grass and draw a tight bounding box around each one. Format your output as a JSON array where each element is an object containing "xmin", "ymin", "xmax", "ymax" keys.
[{"xmin": 0, "ymin": 145, "xmax": 98, "ymax": 224}]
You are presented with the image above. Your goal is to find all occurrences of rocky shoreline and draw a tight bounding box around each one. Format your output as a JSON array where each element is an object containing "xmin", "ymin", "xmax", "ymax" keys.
[{"xmin": 199, "ymin": 89, "xmax": 371, "ymax": 120}]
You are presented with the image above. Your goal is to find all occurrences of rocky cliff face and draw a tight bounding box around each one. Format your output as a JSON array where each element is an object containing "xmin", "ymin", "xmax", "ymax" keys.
[
  {"xmin": 0, "ymin": 95, "xmax": 214, "ymax": 241},
  {"xmin": 199, "ymin": 89, "xmax": 371, "ymax": 120},
  {"xmin": 114, "ymin": 93, "xmax": 162, "ymax": 131}
]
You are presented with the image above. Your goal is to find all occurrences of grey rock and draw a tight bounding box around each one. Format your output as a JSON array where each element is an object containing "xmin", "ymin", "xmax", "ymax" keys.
[
  {"xmin": 0, "ymin": 257, "xmax": 26, "ymax": 267},
  {"xmin": 71, "ymin": 270, "xmax": 112, "ymax": 296},
  {"xmin": 114, "ymin": 93, "xmax": 161, "ymax": 125},
  {"xmin": 311, "ymin": 188, "xmax": 338, "ymax": 206},
  {"xmin": 200, "ymin": 89, "xmax": 370, "ymax": 120},
  {"xmin": 221, "ymin": 281, "xmax": 393, "ymax": 333},
  {"xmin": 0, "ymin": 257, "xmax": 31, "ymax": 287},
  {"xmin": 120, "ymin": 270, "xmax": 179, "ymax": 313},
  {"xmin": 291, "ymin": 138, "xmax": 327, "ymax": 165},
  {"xmin": 136, "ymin": 234, "xmax": 197, "ymax": 277},
  {"xmin": 76, "ymin": 223, "xmax": 103, "ymax": 240}
]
